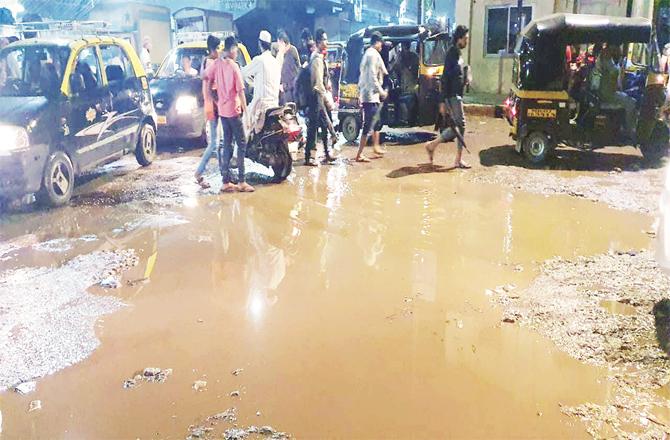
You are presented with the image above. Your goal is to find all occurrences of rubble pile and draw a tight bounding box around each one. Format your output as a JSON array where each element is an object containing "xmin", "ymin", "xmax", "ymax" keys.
[
  {"xmin": 186, "ymin": 408, "xmax": 290, "ymax": 440},
  {"xmin": 470, "ymin": 168, "xmax": 662, "ymax": 213},
  {"xmin": 489, "ymin": 250, "xmax": 670, "ymax": 438}
]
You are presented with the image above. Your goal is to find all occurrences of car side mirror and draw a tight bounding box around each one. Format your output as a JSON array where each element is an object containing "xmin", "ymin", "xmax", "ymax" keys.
[{"xmin": 70, "ymin": 73, "xmax": 85, "ymax": 96}]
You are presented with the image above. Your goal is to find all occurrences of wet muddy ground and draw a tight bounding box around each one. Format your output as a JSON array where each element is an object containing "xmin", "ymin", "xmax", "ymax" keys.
[{"xmin": 0, "ymin": 116, "xmax": 667, "ymax": 438}]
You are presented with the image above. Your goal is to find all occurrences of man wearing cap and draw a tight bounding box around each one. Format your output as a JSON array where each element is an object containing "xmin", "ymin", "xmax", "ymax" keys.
[{"xmin": 242, "ymin": 30, "xmax": 281, "ymax": 135}]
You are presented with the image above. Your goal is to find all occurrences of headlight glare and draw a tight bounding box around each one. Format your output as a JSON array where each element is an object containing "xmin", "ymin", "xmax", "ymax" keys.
[
  {"xmin": 0, "ymin": 126, "xmax": 29, "ymax": 156},
  {"xmin": 175, "ymin": 95, "xmax": 198, "ymax": 115}
]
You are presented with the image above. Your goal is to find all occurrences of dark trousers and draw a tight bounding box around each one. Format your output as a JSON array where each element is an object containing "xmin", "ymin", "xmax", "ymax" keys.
[
  {"xmin": 306, "ymin": 95, "xmax": 333, "ymax": 160},
  {"xmin": 219, "ymin": 115, "xmax": 247, "ymax": 184}
]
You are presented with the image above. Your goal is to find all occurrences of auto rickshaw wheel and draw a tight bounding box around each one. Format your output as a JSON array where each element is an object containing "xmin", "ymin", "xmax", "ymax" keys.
[
  {"xmin": 641, "ymin": 122, "xmax": 670, "ymax": 163},
  {"xmin": 37, "ymin": 151, "xmax": 75, "ymax": 207},
  {"xmin": 341, "ymin": 115, "xmax": 360, "ymax": 143},
  {"xmin": 522, "ymin": 131, "xmax": 553, "ymax": 165}
]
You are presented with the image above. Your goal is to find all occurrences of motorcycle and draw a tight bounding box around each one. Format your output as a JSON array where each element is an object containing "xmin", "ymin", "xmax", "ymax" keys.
[{"xmin": 246, "ymin": 103, "xmax": 301, "ymax": 183}]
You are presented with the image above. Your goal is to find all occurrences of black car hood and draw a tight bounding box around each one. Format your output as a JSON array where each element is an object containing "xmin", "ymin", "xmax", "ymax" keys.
[
  {"xmin": 0, "ymin": 96, "xmax": 49, "ymax": 126},
  {"xmin": 150, "ymin": 77, "xmax": 203, "ymax": 108}
]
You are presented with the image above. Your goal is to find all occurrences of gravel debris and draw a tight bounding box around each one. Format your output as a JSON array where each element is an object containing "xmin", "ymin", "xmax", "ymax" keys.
[
  {"xmin": 28, "ymin": 400, "xmax": 41, "ymax": 412},
  {"xmin": 0, "ymin": 250, "xmax": 138, "ymax": 391},
  {"xmin": 13, "ymin": 381, "xmax": 36, "ymax": 395},
  {"xmin": 488, "ymin": 250, "xmax": 670, "ymax": 438},
  {"xmin": 470, "ymin": 167, "xmax": 663, "ymax": 213},
  {"xmin": 193, "ymin": 380, "xmax": 207, "ymax": 391},
  {"xmin": 123, "ymin": 368, "xmax": 172, "ymax": 389}
]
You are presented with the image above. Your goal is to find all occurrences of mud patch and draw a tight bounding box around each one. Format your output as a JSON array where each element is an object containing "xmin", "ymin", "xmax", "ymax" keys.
[
  {"xmin": 489, "ymin": 250, "xmax": 670, "ymax": 437},
  {"xmin": 470, "ymin": 168, "xmax": 663, "ymax": 213},
  {"xmin": 0, "ymin": 249, "xmax": 138, "ymax": 390}
]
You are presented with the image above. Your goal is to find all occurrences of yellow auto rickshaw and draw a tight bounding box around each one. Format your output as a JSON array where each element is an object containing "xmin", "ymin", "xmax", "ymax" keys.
[{"xmin": 337, "ymin": 24, "xmax": 449, "ymax": 142}]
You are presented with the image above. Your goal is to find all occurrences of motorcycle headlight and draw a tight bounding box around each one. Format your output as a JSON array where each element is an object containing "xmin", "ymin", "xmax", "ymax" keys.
[
  {"xmin": 0, "ymin": 125, "xmax": 29, "ymax": 156},
  {"xmin": 175, "ymin": 95, "xmax": 198, "ymax": 115}
]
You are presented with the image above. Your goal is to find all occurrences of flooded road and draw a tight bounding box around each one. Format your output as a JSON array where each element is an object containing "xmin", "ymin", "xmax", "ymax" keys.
[{"xmin": 0, "ymin": 118, "xmax": 666, "ymax": 438}]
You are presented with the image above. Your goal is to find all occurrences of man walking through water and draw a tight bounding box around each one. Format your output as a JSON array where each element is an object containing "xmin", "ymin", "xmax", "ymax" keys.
[
  {"xmin": 195, "ymin": 35, "xmax": 222, "ymax": 189},
  {"xmin": 355, "ymin": 31, "xmax": 387, "ymax": 163},
  {"xmin": 203, "ymin": 36, "xmax": 254, "ymax": 193},
  {"xmin": 305, "ymin": 29, "xmax": 337, "ymax": 166},
  {"xmin": 425, "ymin": 25, "xmax": 471, "ymax": 169}
]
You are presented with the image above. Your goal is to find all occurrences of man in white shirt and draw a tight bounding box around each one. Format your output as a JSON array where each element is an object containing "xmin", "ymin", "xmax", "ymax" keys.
[
  {"xmin": 242, "ymin": 30, "xmax": 280, "ymax": 135},
  {"xmin": 140, "ymin": 36, "xmax": 153, "ymax": 75},
  {"xmin": 355, "ymin": 31, "xmax": 388, "ymax": 162}
]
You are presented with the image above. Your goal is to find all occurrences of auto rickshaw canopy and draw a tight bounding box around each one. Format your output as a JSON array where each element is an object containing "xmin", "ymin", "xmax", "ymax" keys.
[
  {"xmin": 342, "ymin": 24, "xmax": 447, "ymax": 85},
  {"xmin": 521, "ymin": 13, "xmax": 651, "ymax": 47}
]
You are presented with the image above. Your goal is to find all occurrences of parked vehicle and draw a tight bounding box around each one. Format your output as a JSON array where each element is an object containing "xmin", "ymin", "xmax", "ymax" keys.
[
  {"xmin": 173, "ymin": 7, "xmax": 234, "ymax": 44},
  {"xmin": 327, "ymin": 41, "xmax": 345, "ymax": 103},
  {"xmin": 246, "ymin": 103, "xmax": 300, "ymax": 182},
  {"xmin": 0, "ymin": 34, "xmax": 157, "ymax": 207},
  {"xmin": 337, "ymin": 24, "xmax": 449, "ymax": 142},
  {"xmin": 503, "ymin": 13, "xmax": 669, "ymax": 164},
  {"xmin": 87, "ymin": 1, "xmax": 173, "ymax": 71},
  {"xmin": 150, "ymin": 36, "xmax": 251, "ymax": 144}
]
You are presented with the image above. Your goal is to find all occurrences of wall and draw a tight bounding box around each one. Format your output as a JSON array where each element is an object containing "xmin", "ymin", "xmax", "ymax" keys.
[
  {"xmin": 455, "ymin": 0, "xmax": 555, "ymax": 95},
  {"xmin": 455, "ymin": 0, "xmax": 655, "ymax": 95}
]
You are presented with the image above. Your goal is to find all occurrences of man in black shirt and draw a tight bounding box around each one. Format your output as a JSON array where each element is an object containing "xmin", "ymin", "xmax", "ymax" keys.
[{"xmin": 425, "ymin": 25, "xmax": 470, "ymax": 168}]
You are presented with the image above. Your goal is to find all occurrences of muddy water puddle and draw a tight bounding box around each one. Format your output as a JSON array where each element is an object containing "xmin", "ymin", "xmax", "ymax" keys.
[{"xmin": 0, "ymin": 146, "xmax": 656, "ymax": 439}]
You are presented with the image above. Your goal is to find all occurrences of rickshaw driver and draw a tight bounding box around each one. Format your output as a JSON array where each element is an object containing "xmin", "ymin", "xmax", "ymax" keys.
[
  {"xmin": 392, "ymin": 41, "xmax": 419, "ymax": 124},
  {"xmin": 592, "ymin": 45, "xmax": 637, "ymax": 139}
]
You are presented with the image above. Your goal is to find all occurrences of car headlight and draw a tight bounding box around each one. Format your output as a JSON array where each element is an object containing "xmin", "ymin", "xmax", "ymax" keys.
[
  {"xmin": 175, "ymin": 95, "xmax": 198, "ymax": 115},
  {"xmin": 0, "ymin": 125, "xmax": 29, "ymax": 156}
]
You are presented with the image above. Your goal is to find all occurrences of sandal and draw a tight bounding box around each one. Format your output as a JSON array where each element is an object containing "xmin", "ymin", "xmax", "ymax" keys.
[
  {"xmin": 196, "ymin": 176, "xmax": 211, "ymax": 189},
  {"xmin": 355, "ymin": 155, "xmax": 371, "ymax": 163},
  {"xmin": 220, "ymin": 183, "xmax": 238, "ymax": 193},
  {"xmin": 238, "ymin": 182, "xmax": 255, "ymax": 193}
]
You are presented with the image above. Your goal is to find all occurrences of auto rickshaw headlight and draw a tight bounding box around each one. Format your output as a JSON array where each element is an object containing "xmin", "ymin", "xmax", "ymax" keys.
[
  {"xmin": 175, "ymin": 95, "xmax": 198, "ymax": 115},
  {"xmin": 0, "ymin": 126, "xmax": 29, "ymax": 156}
]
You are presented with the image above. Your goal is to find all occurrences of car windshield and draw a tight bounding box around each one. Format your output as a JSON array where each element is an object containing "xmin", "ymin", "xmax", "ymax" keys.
[
  {"xmin": 422, "ymin": 39, "xmax": 448, "ymax": 66},
  {"xmin": 157, "ymin": 47, "xmax": 208, "ymax": 78},
  {"xmin": 0, "ymin": 45, "xmax": 70, "ymax": 97}
]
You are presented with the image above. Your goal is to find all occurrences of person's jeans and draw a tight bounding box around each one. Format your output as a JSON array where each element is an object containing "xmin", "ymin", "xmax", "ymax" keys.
[
  {"xmin": 306, "ymin": 95, "xmax": 332, "ymax": 160},
  {"xmin": 196, "ymin": 118, "xmax": 221, "ymax": 177},
  {"xmin": 219, "ymin": 115, "xmax": 247, "ymax": 184},
  {"xmin": 439, "ymin": 96, "xmax": 466, "ymax": 149}
]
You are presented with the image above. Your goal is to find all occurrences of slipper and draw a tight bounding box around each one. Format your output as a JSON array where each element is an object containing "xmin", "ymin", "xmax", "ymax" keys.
[
  {"xmin": 355, "ymin": 156, "xmax": 371, "ymax": 163},
  {"xmin": 220, "ymin": 183, "xmax": 238, "ymax": 193},
  {"xmin": 238, "ymin": 183, "xmax": 255, "ymax": 193},
  {"xmin": 456, "ymin": 163, "xmax": 472, "ymax": 169},
  {"xmin": 196, "ymin": 176, "xmax": 211, "ymax": 189}
]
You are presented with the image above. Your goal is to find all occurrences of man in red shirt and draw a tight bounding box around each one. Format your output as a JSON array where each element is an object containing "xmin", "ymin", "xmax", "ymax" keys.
[{"xmin": 203, "ymin": 36, "xmax": 254, "ymax": 193}]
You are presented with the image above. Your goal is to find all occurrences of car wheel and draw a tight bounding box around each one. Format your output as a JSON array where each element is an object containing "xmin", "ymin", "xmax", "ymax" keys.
[
  {"xmin": 523, "ymin": 131, "xmax": 553, "ymax": 165},
  {"xmin": 135, "ymin": 123, "xmax": 156, "ymax": 167},
  {"xmin": 37, "ymin": 151, "xmax": 74, "ymax": 207},
  {"xmin": 641, "ymin": 122, "xmax": 670, "ymax": 162},
  {"xmin": 341, "ymin": 115, "xmax": 360, "ymax": 143}
]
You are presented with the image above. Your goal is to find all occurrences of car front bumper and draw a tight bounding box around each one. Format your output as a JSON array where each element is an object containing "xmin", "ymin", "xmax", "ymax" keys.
[
  {"xmin": 156, "ymin": 108, "xmax": 205, "ymax": 140},
  {"xmin": 0, "ymin": 144, "xmax": 48, "ymax": 201}
]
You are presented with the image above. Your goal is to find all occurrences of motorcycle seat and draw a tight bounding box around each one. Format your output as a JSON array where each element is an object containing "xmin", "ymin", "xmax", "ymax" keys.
[{"xmin": 265, "ymin": 107, "xmax": 283, "ymax": 119}]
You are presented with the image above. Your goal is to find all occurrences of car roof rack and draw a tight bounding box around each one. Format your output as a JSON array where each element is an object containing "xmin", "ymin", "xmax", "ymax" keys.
[
  {"xmin": 175, "ymin": 31, "xmax": 235, "ymax": 44},
  {"xmin": 14, "ymin": 21, "xmax": 113, "ymax": 39}
]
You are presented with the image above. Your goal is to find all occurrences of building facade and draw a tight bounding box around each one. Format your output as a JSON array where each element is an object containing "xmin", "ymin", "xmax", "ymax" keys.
[{"xmin": 454, "ymin": 0, "xmax": 655, "ymax": 95}]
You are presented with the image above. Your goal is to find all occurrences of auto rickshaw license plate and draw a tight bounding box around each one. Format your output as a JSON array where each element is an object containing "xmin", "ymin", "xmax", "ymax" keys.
[
  {"xmin": 527, "ymin": 108, "xmax": 556, "ymax": 118},
  {"xmin": 157, "ymin": 115, "xmax": 167, "ymax": 125}
]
